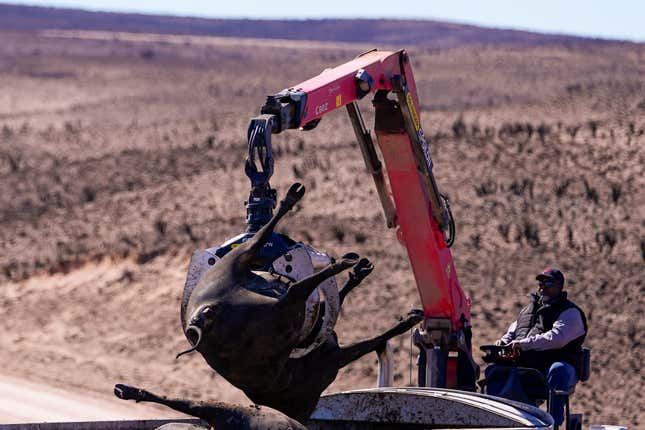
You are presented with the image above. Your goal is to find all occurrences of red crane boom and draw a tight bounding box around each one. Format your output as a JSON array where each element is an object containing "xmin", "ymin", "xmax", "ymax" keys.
[{"xmin": 251, "ymin": 49, "xmax": 478, "ymax": 389}]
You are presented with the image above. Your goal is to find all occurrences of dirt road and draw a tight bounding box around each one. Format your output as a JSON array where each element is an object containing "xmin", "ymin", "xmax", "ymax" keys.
[{"xmin": 0, "ymin": 374, "xmax": 180, "ymax": 424}]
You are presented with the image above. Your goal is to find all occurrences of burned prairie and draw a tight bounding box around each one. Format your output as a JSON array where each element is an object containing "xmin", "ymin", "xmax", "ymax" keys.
[{"xmin": 0, "ymin": 28, "xmax": 643, "ymax": 428}]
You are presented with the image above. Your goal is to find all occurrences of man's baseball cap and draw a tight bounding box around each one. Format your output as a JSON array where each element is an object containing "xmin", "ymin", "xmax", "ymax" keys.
[{"xmin": 536, "ymin": 267, "xmax": 565, "ymax": 287}]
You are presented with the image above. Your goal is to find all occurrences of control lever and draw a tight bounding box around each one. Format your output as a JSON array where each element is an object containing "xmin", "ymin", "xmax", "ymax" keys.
[{"xmin": 480, "ymin": 344, "xmax": 519, "ymax": 365}]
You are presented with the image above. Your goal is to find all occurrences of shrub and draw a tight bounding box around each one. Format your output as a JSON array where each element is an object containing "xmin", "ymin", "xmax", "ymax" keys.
[
  {"xmin": 452, "ymin": 117, "xmax": 467, "ymax": 138},
  {"xmin": 596, "ymin": 229, "xmax": 617, "ymax": 252},
  {"xmin": 587, "ymin": 120, "xmax": 598, "ymax": 138},
  {"xmin": 2, "ymin": 125, "xmax": 13, "ymax": 139},
  {"xmin": 497, "ymin": 224, "xmax": 510, "ymax": 242},
  {"xmin": 332, "ymin": 225, "xmax": 345, "ymax": 243},
  {"xmin": 140, "ymin": 48, "xmax": 155, "ymax": 60},
  {"xmin": 537, "ymin": 124, "xmax": 550, "ymax": 142},
  {"xmin": 474, "ymin": 180, "xmax": 497, "ymax": 197},
  {"xmin": 155, "ymin": 219, "xmax": 167, "ymax": 236},
  {"xmin": 566, "ymin": 124, "xmax": 581, "ymax": 139},
  {"xmin": 555, "ymin": 179, "xmax": 572, "ymax": 198},
  {"xmin": 82, "ymin": 186, "xmax": 96, "ymax": 203},
  {"xmin": 583, "ymin": 180, "xmax": 599, "ymax": 204},
  {"xmin": 523, "ymin": 221, "xmax": 540, "ymax": 247},
  {"xmin": 610, "ymin": 183, "xmax": 622, "ymax": 204}
]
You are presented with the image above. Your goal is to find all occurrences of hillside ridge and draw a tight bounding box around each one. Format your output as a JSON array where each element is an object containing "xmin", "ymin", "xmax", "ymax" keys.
[{"xmin": 0, "ymin": 3, "xmax": 633, "ymax": 48}]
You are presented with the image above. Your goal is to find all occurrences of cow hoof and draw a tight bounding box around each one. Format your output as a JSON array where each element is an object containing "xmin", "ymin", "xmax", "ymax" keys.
[
  {"xmin": 405, "ymin": 309, "xmax": 425, "ymax": 325},
  {"xmin": 114, "ymin": 384, "xmax": 142, "ymax": 401},
  {"xmin": 350, "ymin": 258, "xmax": 374, "ymax": 282},
  {"xmin": 338, "ymin": 253, "xmax": 360, "ymax": 268},
  {"xmin": 283, "ymin": 183, "xmax": 306, "ymax": 209},
  {"xmin": 390, "ymin": 309, "xmax": 424, "ymax": 335}
]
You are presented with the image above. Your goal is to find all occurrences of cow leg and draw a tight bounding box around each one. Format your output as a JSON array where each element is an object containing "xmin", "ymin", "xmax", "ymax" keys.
[
  {"xmin": 296, "ymin": 257, "xmax": 374, "ymax": 347},
  {"xmin": 115, "ymin": 384, "xmax": 307, "ymax": 430},
  {"xmin": 114, "ymin": 384, "xmax": 213, "ymax": 421},
  {"xmin": 237, "ymin": 183, "xmax": 305, "ymax": 266},
  {"xmin": 339, "ymin": 258, "xmax": 374, "ymax": 306},
  {"xmin": 334, "ymin": 309, "xmax": 424, "ymax": 368},
  {"xmin": 279, "ymin": 253, "xmax": 359, "ymax": 305}
]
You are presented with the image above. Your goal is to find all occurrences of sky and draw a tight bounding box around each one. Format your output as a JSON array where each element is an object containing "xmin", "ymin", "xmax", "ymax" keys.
[{"xmin": 5, "ymin": 0, "xmax": 645, "ymax": 42}]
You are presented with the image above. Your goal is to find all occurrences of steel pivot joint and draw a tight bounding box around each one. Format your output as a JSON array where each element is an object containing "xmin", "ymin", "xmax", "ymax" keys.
[
  {"xmin": 245, "ymin": 115, "xmax": 277, "ymax": 232},
  {"xmin": 260, "ymin": 90, "xmax": 308, "ymax": 132}
]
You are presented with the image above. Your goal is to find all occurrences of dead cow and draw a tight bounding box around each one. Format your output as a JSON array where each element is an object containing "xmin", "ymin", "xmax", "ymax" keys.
[
  {"xmin": 114, "ymin": 384, "xmax": 306, "ymax": 430},
  {"xmin": 178, "ymin": 183, "xmax": 423, "ymax": 421}
]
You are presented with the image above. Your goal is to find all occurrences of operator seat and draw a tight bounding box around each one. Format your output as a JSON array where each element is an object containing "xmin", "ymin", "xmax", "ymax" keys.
[{"xmin": 478, "ymin": 346, "xmax": 591, "ymax": 430}]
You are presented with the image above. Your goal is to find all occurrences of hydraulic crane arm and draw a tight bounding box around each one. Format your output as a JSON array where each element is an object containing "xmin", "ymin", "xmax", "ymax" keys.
[{"xmin": 246, "ymin": 49, "xmax": 478, "ymax": 389}]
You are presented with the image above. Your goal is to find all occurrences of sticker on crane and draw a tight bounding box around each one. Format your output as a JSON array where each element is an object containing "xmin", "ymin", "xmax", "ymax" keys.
[
  {"xmin": 406, "ymin": 89, "xmax": 434, "ymax": 174},
  {"xmin": 314, "ymin": 102, "xmax": 329, "ymax": 115},
  {"xmin": 328, "ymin": 84, "xmax": 340, "ymax": 94},
  {"xmin": 406, "ymin": 91, "xmax": 420, "ymax": 131},
  {"xmin": 418, "ymin": 129, "xmax": 434, "ymax": 171},
  {"xmin": 335, "ymin": 94, "xmax": 342, "ymax": 107}
]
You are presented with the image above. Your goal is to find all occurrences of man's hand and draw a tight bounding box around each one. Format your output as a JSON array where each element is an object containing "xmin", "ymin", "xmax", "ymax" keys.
[{"xmin": 510, "ymin": 340, "xmax": 522, "ymax": 355}]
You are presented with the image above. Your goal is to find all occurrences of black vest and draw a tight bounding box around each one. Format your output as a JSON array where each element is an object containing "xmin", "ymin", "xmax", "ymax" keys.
[{"xmin": 514, "ymin": 292, "xmax": 587, "ymax": 373}]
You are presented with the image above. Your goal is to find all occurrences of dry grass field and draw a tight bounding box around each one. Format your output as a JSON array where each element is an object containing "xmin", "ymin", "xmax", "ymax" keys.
[{"xmin": 0, "ymin": 21, "xmax": 644, "ymax": 428}]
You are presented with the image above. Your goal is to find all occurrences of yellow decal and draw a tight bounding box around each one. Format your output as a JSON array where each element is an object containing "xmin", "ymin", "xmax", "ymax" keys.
[
  {"xmin": 336, "ymin": 94, "xmax": 342, "ymax": 107},
  {"xmin": 230, "ymin": 243, "xmax": 240, "ymax": 249},
  {"xmin": 406, "ymin": 92, "xmax": 420, "ymax": 131},
  {"xmin": 446, "ymin": 264, "xmax": 451, "ymax": 276}
]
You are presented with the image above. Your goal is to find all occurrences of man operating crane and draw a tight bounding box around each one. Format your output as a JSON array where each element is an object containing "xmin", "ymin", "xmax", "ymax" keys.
[{"xmin": 485, "ymin": 267, "xmax": 588, "ymax": 427}]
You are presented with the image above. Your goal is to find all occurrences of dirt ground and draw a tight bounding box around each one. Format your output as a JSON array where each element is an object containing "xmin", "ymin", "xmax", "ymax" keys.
[{"xmin": 0, "ymin": 30, "xmax": 643, "ymax": 427}]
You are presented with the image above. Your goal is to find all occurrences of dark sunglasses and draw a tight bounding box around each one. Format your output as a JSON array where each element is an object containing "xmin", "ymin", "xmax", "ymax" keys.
[{"xmin": 538, "ymin": 280, "xmax": 555, "ymax": 287}]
